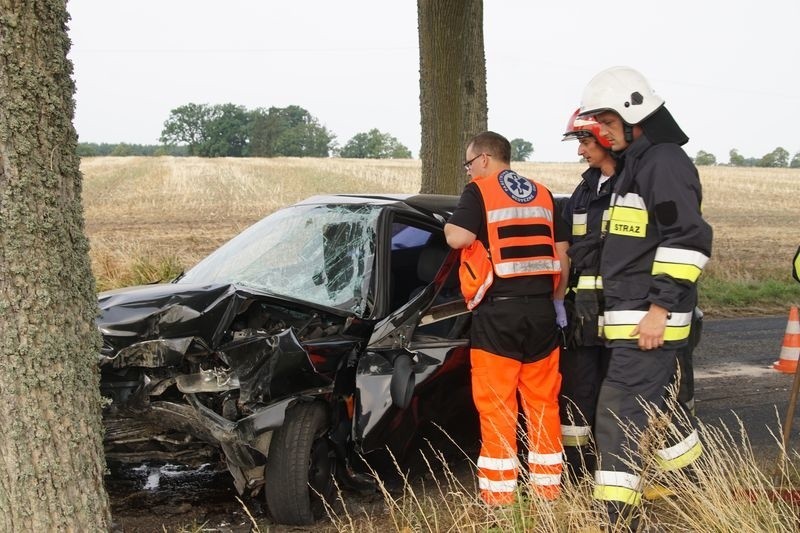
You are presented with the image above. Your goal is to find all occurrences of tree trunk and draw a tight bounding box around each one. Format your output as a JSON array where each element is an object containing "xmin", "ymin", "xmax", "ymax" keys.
[
  {"xmin": 0, "ymin": 1, "xmax": 111, "ymax": 530},
  {"xmin": 418, "ymin": 0, "xmax": 487, "ymax": 195}
]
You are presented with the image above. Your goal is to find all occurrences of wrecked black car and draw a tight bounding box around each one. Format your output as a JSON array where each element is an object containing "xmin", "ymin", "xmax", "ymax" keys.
[{"xmin": 98, "ymin": 194, "xmax": 478, "ymax": 525}]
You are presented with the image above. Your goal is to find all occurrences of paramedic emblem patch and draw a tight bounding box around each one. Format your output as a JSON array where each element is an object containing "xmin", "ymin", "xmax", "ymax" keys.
[{"xmin": 498, "ymin": 170, "xmax": 536, "ymax": 203}]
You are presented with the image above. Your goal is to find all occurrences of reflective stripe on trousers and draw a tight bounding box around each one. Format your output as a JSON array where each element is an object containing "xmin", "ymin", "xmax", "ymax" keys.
[
  {"xmin": 593, "ymin": 345, "xmax": 701, "ymax": 508},
  {"xmin": 471, "ymin": 347, "xmax": 563, "ymax": 504}
]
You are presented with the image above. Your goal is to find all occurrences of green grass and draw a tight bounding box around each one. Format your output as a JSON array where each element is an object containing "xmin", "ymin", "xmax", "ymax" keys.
[{"xmin": 699, "ymin": 276, "xmax": 800, "ymax": 317}]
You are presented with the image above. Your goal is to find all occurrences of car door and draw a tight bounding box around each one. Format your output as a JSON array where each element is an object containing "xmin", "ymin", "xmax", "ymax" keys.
[{"xmin": 353, "ymin": 212, "xmax": 477, "ymax": 461}]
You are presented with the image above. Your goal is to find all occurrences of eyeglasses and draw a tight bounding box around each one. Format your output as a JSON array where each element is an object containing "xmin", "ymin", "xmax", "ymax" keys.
[{"xmin": 463, "ymin": 153, "xmax": 490, "ymax": 171}]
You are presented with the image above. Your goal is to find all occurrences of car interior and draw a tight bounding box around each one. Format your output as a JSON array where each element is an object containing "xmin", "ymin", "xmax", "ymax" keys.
[{"xmin": 389, "ymin": 218, "xmax": 468, "ymax": 339}]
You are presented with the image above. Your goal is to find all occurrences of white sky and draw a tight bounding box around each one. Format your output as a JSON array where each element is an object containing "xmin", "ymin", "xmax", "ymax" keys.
[{"xmin": 67, "ymin": 0, "xmax": 800, "ymax": 163}]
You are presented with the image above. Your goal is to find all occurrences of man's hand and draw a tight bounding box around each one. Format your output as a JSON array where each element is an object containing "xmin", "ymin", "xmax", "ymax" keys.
[
  {"xmin": 554, "ymin": 299, "xmax": 568, "ymax": 328},
  {"xmin": 630, "ymin": 303, "xmax": 669, "ymax": 350}
]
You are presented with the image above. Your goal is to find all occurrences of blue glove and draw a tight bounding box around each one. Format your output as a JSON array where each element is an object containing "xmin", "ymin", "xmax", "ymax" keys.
[{"xmin": 554, "ymin": 299, "xmax": 568, "ymax": 328}]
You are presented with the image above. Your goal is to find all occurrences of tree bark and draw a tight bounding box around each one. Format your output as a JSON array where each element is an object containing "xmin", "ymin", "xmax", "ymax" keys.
[
  {"xmin": 0, "ymin": 1, "xmax": 111, "ymax": 530},
  {"xmin": 418, "ymin": 0, "xmax": 487, "ymax": 195}
]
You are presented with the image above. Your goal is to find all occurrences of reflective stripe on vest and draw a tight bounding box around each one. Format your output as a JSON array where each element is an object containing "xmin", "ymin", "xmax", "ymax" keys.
[
  {"xmin": 651, "ymin": 246, "xmax": 709, "ymax": 282},
  {"xmin": 603, "ymin": 309, "xmax": 693, "ymax": 341},
  {"xmin": 472, "ymin": 171, "xmax": 561, "ymax": 281},
  {"xmin": 466, "ymin": 269, "xmax": 493, "ymax": 311}
]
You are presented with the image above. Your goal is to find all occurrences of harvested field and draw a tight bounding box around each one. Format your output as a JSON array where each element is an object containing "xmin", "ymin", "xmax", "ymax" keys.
[{"xmin": 81, "ymin": 157, "xmax": 800, "ymax": 315}]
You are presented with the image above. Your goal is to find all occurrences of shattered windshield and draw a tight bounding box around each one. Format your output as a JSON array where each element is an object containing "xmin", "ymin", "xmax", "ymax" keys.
[{"xmin": 178, "ymin": 204, "xmax": 379, "ymax": 314}]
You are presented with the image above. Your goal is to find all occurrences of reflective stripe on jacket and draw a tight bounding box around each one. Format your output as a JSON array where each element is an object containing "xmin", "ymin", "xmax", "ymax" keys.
[
  {"xmin": 472, "ymin": 170, "xmax": 561, "ymax": 283},
  {"xmin": 563, "ymin": 167, "xmax": 614, "ymax": 345},
  {"xmin": 600, "ymin": 138, "xmax": 712, "ymax": 348}
]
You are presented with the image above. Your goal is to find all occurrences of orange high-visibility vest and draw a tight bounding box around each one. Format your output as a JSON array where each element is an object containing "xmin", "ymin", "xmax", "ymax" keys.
[{"xmin": 472, "ymin": 170, "xmax": 561, "ymax": 284}]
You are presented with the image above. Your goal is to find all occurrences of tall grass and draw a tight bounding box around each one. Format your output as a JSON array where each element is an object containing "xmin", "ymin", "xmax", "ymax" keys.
[
  {"xmin": 308, "ymin": 400, "xmax": 799, "ymax": 532},
  {"xmin": 81, "ymin": 157, "xmax": 800, "ymax": 315}
]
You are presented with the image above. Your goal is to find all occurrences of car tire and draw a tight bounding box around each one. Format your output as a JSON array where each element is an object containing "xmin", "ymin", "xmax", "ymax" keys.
[{"xmin": 264, "ymin": 401, "xmax": 335, "ymax": 525}]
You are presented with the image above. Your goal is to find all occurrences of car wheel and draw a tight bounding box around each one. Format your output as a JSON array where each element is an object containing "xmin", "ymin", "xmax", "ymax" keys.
[{"xmin": 264, "ymin": 401, "xmax": 335, "ymax": 525}]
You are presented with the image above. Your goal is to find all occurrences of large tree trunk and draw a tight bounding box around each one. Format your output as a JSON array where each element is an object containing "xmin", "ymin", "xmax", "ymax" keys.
[
  {"xmin": 418, "ymin": 0, "xmax": 487, "ymax": 195},
  {"xmin": 0, "ymin": 1, "xmax": 111, "ymax": 530}
]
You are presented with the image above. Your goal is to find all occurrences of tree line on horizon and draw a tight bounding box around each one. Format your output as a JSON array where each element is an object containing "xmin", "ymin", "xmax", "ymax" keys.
[
  {"xmin": 76, "ymin": 102, "xmax": 799, "ymax": 168},
  {"xmin": 77, "ymin": 102, "xmax": 541, "ymax": 161}
]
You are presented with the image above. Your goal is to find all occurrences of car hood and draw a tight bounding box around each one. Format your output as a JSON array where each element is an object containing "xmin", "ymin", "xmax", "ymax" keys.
[{"xmin": 97, "ymin": 282, "xmax": 355, "ymax": 357}]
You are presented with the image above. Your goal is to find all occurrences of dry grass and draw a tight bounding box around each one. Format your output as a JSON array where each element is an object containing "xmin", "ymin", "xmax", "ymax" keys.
[
  {"xmin": 81, "ymin": 157, "xmax": 800, "ymax": 314},
  {"xmin": 275, "ymin": 401, "xmax": 800, "ymax": 532}
]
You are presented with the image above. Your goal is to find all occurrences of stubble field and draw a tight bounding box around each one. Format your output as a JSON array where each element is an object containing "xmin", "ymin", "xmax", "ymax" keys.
[{"xmin": 81, "ymin": 156, "xmax": 800, "ymax": 317}]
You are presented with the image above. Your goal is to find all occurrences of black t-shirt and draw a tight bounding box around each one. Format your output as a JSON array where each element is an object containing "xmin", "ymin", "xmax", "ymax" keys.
[{"xmin": 448, "ymin": 180, "xmax": 569, "ymax": 297}]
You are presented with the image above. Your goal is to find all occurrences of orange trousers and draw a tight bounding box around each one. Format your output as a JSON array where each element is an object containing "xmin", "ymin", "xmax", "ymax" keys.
[{"xmin": 471, "ymin": 347, "xmax": 563, "ymax": 505}]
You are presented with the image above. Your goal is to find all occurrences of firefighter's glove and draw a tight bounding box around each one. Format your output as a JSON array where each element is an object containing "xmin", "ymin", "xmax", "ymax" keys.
[{"xmin": 554, "ymin": 299, "xmax": 568, "ymax": 328}]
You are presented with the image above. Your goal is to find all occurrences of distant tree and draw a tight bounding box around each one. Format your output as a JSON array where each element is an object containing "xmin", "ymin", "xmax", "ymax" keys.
[
  {"xmin": 200, "ymin": 103, "xmax": 250, "ymax": 157},
  {"xmin": 418, "ymin": 0, "xmax": 486, "ymax": 194},
  {"xmin": 340, "ymin": 129, "xmax": 412, "ymax": 159},
  {"xmin": 791, "ymin": 152, "xmax": 800, "ymax": 168},
  {"xmin": 77, "ymin": 142, "xmax": 187, "ymax": 157},
  {"xmin": 694, "ymin": 150, "xmax": 716, "ymax": 166},
  {"xmin": 160, "ymin": 103, "xmax": 213, "ymax": 156},
  {"xmin": 729, "ymin": 149, "xmax": 745, "ymax": 166},
  {"xmin": 110, "ymin": 143, "xmax": 134, "ymax": 156},
  {"xmin": 249, "ymin": 105, "xmax": 335, "ymax": 157},
  {"xmin": 510, "ymin": 138, "xmax": 534, "ymax": 161},
  {"xmin": 759, "ymin": 147, "xmax": 789, "ymax": 168},
  {"xmin": 77, "ymin": 143, "xmax": 97, "ymax": 157},
  {"xmin": 248, "ymin": 108, "xmax": 283, "ymax": 157}
]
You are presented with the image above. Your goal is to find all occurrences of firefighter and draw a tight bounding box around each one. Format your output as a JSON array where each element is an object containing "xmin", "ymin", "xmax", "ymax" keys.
[
  {"xmin": 445, "ymin": 131, "xmax": 570, "ymax": 505},
  {"xmin": 558, "ymin": 110, "xmax": 616, "ymax": 481},
  {"xmin": 577, "ymin": 66, "xmax": 713, "ymax": 529}
]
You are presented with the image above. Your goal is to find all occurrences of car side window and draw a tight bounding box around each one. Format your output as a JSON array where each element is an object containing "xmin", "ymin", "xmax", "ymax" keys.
[{"xmin": 389, "ymin": 222, "xmax": 433, "ymax": 309}]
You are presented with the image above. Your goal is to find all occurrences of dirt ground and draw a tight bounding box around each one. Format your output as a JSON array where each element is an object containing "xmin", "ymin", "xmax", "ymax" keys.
[{"xmin": 106, "ymin": 461, "xmax": 435, "ymax": 533}]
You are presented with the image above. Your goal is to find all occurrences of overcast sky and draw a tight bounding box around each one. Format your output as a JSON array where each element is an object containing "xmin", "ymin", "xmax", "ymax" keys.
[{"xmin": 67, "ymin": 0, "xmax": 800, "ymax": 163}]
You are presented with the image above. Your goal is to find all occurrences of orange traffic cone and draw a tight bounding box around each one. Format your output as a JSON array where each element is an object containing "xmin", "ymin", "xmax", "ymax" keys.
[{"xmin": 773, "ymin": 306, "xmax": 800, "ymax": 373}]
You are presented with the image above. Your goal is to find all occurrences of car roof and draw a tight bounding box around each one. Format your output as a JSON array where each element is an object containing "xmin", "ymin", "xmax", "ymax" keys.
[{"xmin": 296, "ymin": 193, "xmax": 460, "ymax": 219}]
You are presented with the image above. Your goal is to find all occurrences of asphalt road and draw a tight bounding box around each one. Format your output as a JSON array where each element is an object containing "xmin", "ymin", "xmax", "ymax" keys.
[{"xmin": 693, "ymin": 314, "xmax": 800, "ymax": 457}]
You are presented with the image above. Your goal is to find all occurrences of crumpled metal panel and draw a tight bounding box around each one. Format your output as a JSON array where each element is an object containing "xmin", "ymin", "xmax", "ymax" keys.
[
  {"xmin": 221, "ymin": 328, "xmax": 331, "ymax": 405},
  {"xmin": 97, "ymin": 282, "xmax": 244, "ymax": 353}
]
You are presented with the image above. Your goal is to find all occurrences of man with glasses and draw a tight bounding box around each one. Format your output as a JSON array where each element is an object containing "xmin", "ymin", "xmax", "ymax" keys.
[{"xmin": 445, "ymin": 131, "xmax": 569, "ymax": 505}]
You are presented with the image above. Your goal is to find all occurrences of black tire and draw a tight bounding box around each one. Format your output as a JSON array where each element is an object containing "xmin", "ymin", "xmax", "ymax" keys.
[{"xmin": 264, "ymin": 402, "xmax": 335, "ymax": 525}]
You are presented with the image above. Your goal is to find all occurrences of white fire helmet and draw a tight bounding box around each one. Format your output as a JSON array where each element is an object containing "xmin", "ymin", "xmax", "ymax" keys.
[{"xmin": 578, "ymin": 66, "xmax": 665, "ymax": 125}]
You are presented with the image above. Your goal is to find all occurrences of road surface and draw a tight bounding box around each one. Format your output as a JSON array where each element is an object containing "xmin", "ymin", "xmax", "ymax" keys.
[{"xmin": 694, "ymin": 315, "xmax": 799, "ymax": 457}]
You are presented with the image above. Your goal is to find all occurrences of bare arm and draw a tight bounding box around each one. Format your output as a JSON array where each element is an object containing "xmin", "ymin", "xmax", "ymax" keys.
[
  {"xmin": 445, "ymin": 223, "xmax": 477, "ymax": 250},
  {"xmin": 554, "ymin": 240, "xmax": 569, "ymax": 300}
]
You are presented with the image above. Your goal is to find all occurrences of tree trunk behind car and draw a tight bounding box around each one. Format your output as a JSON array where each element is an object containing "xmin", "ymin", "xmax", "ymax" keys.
[
  {"xmin": 418, "ymin": 0, "xmax": 488, "ymax": 195},
  {"xmin": 0, "ymin": 2, "xmax": 111, "ymax": 530}
]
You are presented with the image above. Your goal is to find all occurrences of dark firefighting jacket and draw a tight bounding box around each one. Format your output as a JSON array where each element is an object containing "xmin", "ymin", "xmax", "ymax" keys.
[
  {"xmin": 601, "ymin": 136, "xmax": 712, "ymax": 348},
  {"xmin": 563, "ymin": 167, "xmax": 614, "ymax": 347}
]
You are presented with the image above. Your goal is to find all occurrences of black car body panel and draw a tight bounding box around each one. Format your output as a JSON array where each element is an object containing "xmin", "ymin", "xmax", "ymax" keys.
[{"xmin": 98, "ymin": 194, "xmax": 478, "ymax": 504}]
